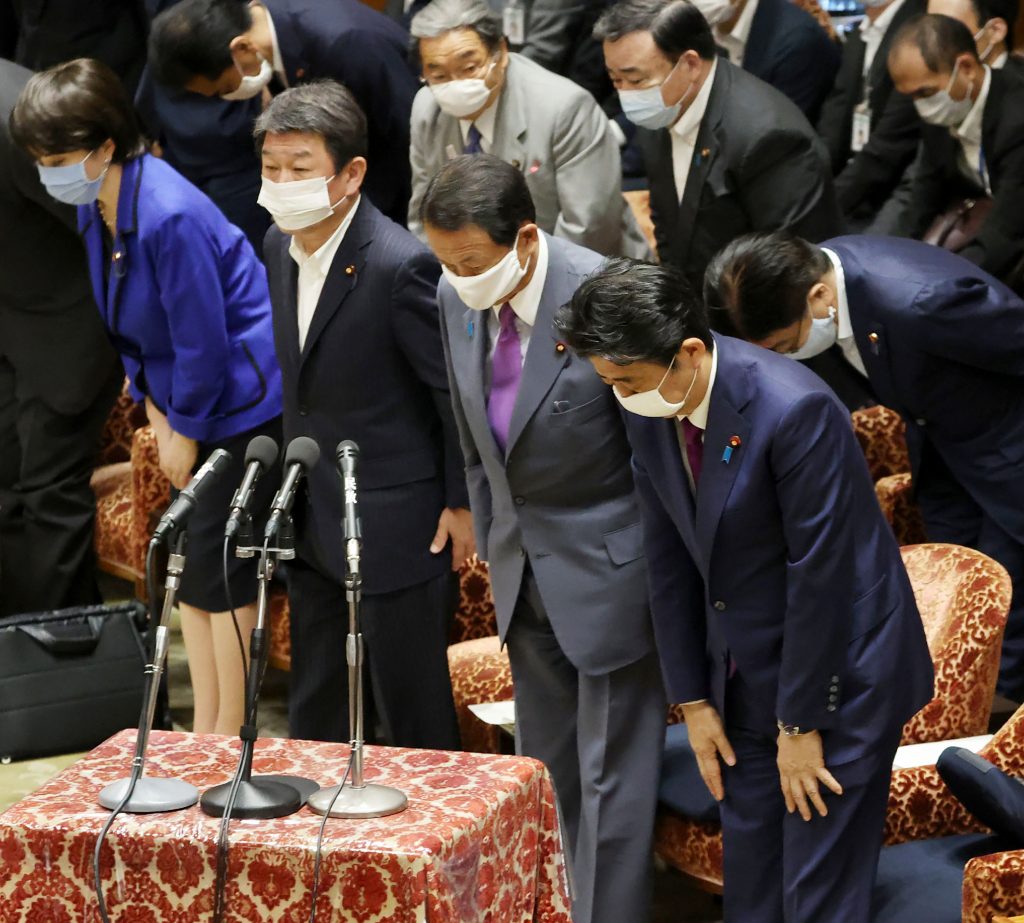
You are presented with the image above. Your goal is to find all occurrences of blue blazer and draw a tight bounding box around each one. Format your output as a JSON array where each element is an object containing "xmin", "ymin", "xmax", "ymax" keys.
[
  {"xmin": 79, "ymin": 154, "xmax": 281, "ymax": 443},
  {"xmin": 741, "ymin": 0, "xmax": 840, "ymax": 123},
  {"xmin": 826, "ymin": 235, "xmax": 1024, "ymax": 547},
  {"xmin": 628, "ymin": 335, "xmax": 932, "ymax": 763}
]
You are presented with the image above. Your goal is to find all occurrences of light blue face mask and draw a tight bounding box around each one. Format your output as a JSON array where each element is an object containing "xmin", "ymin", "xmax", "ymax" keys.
[
  {"xmin": 617, "ymin": 62, "xmax": 694, "ymax": 130},
  {"xmin": 788, "ymin": 306, "xmax": 837, "ymax": 360},
  {"xmin": 37, "ymin": 150, "xmax": 108, "ymax": 206}
]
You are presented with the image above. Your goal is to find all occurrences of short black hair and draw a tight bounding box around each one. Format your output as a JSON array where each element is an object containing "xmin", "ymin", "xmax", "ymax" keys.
[
  {"xmin": 420, "ymin": 154, "xmax": 536, "ymax": 248},
  {"xmin": 254, "ymin": 81, "xmax": 368, "ymax": 171},
  {"xmin": 10, "ymin": 58, "xmax": 146, "ymax": 162},
  {"xmin": 149, "ymin": 0, "xmax": 252, "ymax": 88},
  {"xmin": 554, "ymin": 258, "xmax": 713, "ymax": 366},
  {"xmin": 593, "ymin": 0, "xmax": 716, "ymax": 62},
  {"xmin": 890, "ymin": 13, "xmax": 980, "ymax": 73},
  {"xmin": 971, "ymin": 0, "xmax": 1017, "ymax": 49},
  {"xmin": 703, "ymin": 232, "xmax": 831, "ymax": 342}
]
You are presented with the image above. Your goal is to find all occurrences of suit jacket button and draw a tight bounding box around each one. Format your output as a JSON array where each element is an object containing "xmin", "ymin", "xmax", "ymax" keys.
[
  {"xmin": 829, "ymin": 685, "xmax": 839, "ymax": 693},
  {"xmin": 828, "ymin": 694, "xmax": 839, "ymax": 703},
  {"xmin": 298, "ymin": 405, "xmax": 309, "ymax": 416},
  {"xmin": 831, "ymin": 675, "xmax": 839, "ymax": 683},
  {"xmin": 713, "ymin": 601, "xmax": 726, "ymax": 611},
  {"xmin": 514, "ymin": 496, "xmax": 526, "ymax": 506},
  {"xmin": 826, "ymin": 704, "xmax": 837, "ymax": 712},
  {"xmin": 915, "ymin": 418, "xmax": 926, "ymax": 426}
]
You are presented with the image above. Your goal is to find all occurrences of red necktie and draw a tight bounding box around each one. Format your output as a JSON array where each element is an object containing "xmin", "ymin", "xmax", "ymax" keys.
[{"xmin": 681, "ymin": 418, "xmax": 703, "ymax": 488}]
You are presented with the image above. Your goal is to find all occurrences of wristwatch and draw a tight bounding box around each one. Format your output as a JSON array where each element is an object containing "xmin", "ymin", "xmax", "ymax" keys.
[{"xmin": 777, "ymin": 720, "xmax": 814, "ymax": 737}]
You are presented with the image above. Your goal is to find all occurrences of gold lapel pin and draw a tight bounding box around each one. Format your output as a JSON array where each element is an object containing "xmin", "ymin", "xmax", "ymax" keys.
[
  {"xmin": 345, "ymin": 265, "xmax": 356, "ymax": 276},
  {"xmin": 555, "ymin": 341, "xmax": 566, "ymax": 354},
  {"xmin": 701, "ymin": 148, "xmax": 711, "ymax": 158}
]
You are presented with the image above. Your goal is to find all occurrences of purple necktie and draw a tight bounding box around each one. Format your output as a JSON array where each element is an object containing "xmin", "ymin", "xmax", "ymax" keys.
[
  {"xmin": 681, "ymin": 418, "xmax": 704, "ymax": 488},
  {"xmin": 488, "ymin": 303, "xmax": 521, "ymax": 452}
]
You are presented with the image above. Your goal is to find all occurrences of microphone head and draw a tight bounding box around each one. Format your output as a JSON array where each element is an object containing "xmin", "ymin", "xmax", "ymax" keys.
[
  {"xmin": 336, "ymin": 440, "xmax": 360, "ymax": 463},
  {"xmin": 284, "ymin": 436, "xmax": 321, "ymax": 470},
  {"xmin": 205, "ymin": 448, "xmax": 233, "ymax": 475},
  {"xmin": 245, "ymin": 434, "xmax": 279, "ymax": 469}
]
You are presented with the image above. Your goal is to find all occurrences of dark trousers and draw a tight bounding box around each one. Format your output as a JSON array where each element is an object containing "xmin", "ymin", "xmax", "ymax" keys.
[
  {"xmin": 0, "ymin": 357, "xmax": 121, "ymax": 616},
  {"xmin": 719, "ymin": 676, "xmax": 901, "ymax": 923},
  {"xmin": 286, "ymin": 558, "xmax": 460, "ymax": 750},
  {"xmin": 504, "ymin": 570, "xmax": 666, "ymax": 923}
]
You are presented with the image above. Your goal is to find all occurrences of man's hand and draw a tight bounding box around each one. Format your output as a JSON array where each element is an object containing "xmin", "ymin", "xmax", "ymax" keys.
[
  {"xmin": 159, "ymin": 432, "xmax": 199, "ymax": 490},
  {"xmin": 682, "ymin": 701, "xmax": 736, "ymax": 802},
  {"xmin": 776, "ymin": 730, "xmax": 843, "ymax": 821},
  {"xmin": 430, "ymin": 507, "xmax": 476, "ymax": 570}
]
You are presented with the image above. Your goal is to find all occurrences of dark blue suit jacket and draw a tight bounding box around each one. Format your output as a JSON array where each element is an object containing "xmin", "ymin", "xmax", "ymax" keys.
[
  {"xmin": 78, "ymin": 154, "xmax": 281, "ymax": 443},
  {"xmin": 264, "ymin": 199, "xmax": 468, "ymax": 594},
  {"xmin": 264, "ymin": 0, "xmax": 418, "ymax": 226},
  {"xmin": 826, "ymin": 235, "xmax": 1024, "ymax": 547},
  {"xmin": 628, "ymin": 335, "xmax": 932, "ymax": 763},
  {"xmin": 741, "ymin": 0, "xmax": 840, "ymax": 124}
]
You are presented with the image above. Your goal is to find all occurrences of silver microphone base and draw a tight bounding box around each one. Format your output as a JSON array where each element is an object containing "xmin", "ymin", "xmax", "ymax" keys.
[
  {"xmin": 306, "ymin": 782, "xmax": 408, "ymax": 818},
  {"xmin": 98, "ymin": 776, "xmax": 199, "ymax": 813}
]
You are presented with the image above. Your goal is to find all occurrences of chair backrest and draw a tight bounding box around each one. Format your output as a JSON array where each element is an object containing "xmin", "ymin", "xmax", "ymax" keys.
[
  {"xmin": 851, "ymin": 405, "xmax": 911, "ymax": 481},
  {"xmin": 981, "ymin": 700, "xmax": 1024, "ymax": 773},
  {"xmin": 96, "ymin": 381, "xmax": 148, "ymax": 467}
]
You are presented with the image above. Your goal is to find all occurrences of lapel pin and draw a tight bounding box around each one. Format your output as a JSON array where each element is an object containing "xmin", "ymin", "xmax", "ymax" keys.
[
  {"xmin": 467, "ymin": 319, "xmax": 475, "ymax": 337},
  {"xmin": 722, "ymin": 435, "xmax": 741, "ymax": 464},
  {"xmin": 296, "ymin": 68, "xmax": 306, "ymax": 78},
  {"xmin": 868, "ymin": 331, "xmax": 880, "ymax": 355},
  {"xmin": 344, "ymin": 265, "xmax": 356, "ymax": 276},
  {"xmin": 529, "ymin": 159, "xmax": 542, "ymax": 174},
  {"xmin": 555, "ymin": 341, "xmax": 566, "ymax": 354}
]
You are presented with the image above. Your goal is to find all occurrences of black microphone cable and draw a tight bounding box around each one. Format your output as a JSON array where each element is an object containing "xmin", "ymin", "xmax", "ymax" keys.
[
  {"xmin": 222, "ymin": 534, "xmax": 249, "ymax": 686},
  {"xmin": 308, "ymin": 752, "xmax": 354, "ymax": 923}
]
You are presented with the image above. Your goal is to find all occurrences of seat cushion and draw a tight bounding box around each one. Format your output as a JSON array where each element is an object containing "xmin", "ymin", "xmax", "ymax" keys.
[
  {"xmin": 658, "ymin": 723, "xmax": 720, "ymax": 823},
  {"xmin": 874, "ymin": 833, "xmax": 1010, "ymax": 923}
]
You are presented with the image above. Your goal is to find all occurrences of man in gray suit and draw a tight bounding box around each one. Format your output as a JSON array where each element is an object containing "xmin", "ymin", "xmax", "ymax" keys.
[
  {"xmin": 422, "ymin": 154, "xmax": 665, "ymax": 923},
  {"xmin": 409, "ymin": 0, "xmax": 651, "ymax": 260}
]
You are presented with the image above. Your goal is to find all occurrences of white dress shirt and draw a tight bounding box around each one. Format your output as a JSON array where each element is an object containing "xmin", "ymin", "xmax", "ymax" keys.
[
  {"xmin": 821, "ymin": 247, "xmax": 868, "ymax": 378},
  {"xmin": 675, "ymin": 343, "xmax": 719, "ymax": 493},
  {"xmin": 288, "ymin": 196, "xmax": 361, "ymax": 350},
  {"xmin": 487, "ymin": 231, "xmax": 549, "ymax": 367},
  {"xmin": 715, "ymin": 0, "xmax": 758, "ymax": 68},
  {"xmin": 953, "ymin": 65, "xmax": 992, "ymax": 193},
  {"xmin": 670, "ymin": 58, "xmax": 718, "ymax": 203},
  {"xmin": 262, "ymin": 3, "xmax": 289, "ymax": 87},
  {"xmin": 859, "ymin": 0, "xmax": 908, "ymax": 77},
  {"xmin": 458, "ymin": 100, "xmax": 499, "ymax": 154}
]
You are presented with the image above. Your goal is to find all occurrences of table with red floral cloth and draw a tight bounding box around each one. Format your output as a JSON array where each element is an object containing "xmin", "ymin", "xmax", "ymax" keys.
[{"xmin": 0, "ymin": 730, "xmax": 573, "ymax": 922}]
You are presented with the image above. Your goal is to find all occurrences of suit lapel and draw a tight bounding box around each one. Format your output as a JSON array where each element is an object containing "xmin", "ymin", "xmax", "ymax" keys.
[
  {"xmin": 107, "ymin": 156, "xmax": 144, "ymax": 335},
  {"xmin": 492, "ymin": 59, "xmax": 528, "ymax": 171},
  {"xmin": 455, "ymin": 303, "xmax": 505, "ymax": 466},
  {"xmin": 263, "ymin": 0, "xmax": 308, "ymax": 83},
  {"xmin": 650, "ymin": 416, "xmax": 701, "ymax": 561}
]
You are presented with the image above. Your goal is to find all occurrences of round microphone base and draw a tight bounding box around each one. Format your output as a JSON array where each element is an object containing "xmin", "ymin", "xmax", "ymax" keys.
[
  {"xmin": 199, "ymin": 776, "xmax": 310, "ymax": 819},
  {"xmin": 98, "ymin": 776, "xmax": 199, "ymax": 813},
  {"xmin": 306, "ymin": 782, "xmax": 408, "ymax": 818}
]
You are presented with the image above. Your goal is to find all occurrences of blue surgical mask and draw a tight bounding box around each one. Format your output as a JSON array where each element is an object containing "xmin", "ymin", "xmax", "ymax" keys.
[
  {"xmin": 788, "ymin": 306, "xmax": 837, "ymax": 361},
  {"xmin": 37, "ymin": 150, "xmax": 109, "ymax": 206},
  {"xmin": 617, "ymin": 62, "xmax": 695, "ymax": 130}
]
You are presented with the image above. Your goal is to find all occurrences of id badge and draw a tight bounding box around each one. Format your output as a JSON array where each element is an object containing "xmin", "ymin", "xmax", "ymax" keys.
[
  {"xmin": 851, "ymin": 103, "xmax": 871, "ymax": 152},
  {"xmin": 503, "ymin": 3, "xmax": 526, "ymax": 44}
]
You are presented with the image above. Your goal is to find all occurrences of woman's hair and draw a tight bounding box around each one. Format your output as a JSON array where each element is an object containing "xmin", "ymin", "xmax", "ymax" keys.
[{"xmin": 9, "ymin": 58, "xmax": 146, "ymax": 162}]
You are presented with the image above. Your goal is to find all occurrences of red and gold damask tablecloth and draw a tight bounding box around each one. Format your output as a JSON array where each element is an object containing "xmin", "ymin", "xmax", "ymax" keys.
[{"xmin": 0, "ymin": 730, "xmax": 573, "ymax": 922}]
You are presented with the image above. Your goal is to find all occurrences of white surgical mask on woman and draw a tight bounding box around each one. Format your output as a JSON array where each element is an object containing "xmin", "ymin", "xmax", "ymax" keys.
[
  {"xmin": 257, "ymin": 174, "xmax": 343, "ymax": 231},
  {"xmin": 429, "ymin": 62, "xmax": 496, "ymax": 118},
  {"xmin": 221, "ymin": 55, "xmax": 274, "ymax": 100},
  {"xmin": 37, "ymin": 149, "xmax": 109, "ymax": 206},
  {"xmin": 614, "ymin": 355, "xmax": 700, "ymax": 417},
  {"xmin": 787, "ymin": 306, "xmax": 837, "ymax": 360},
  {"xmin": 441, "ymin": 232, "xmax": 529, "ymax": 309},
  {"xmin": 913, "ymin": 61, "xmax": 974, "ymax": 127}
]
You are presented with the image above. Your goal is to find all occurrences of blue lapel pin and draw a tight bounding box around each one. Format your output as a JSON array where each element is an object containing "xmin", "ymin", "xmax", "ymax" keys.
[
  {"xmin": 722, "ymin": 435, "xmax": 741, "ymax": 464},
  {"xmin": 467, "ymin": 319, "xmax": 474, "ymax": 338}
]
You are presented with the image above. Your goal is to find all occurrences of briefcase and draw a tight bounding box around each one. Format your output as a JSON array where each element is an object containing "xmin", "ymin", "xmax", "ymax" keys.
[{"xmin": 0, "ymin": 601, "xmax": 148, "ymax": 761}]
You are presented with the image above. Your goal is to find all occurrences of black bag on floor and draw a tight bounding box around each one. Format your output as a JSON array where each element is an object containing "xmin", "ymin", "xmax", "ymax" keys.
[{"xmin": 0, "ymin": 601, "xmax": 148, "ymax": 761}]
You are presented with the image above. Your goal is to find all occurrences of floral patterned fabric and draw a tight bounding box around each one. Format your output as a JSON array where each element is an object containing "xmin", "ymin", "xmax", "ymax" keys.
[
  {"xmin": 96, "ymin": 383, "xmax": 147, "ymax": 467},
  {"xmin": 0, "ymin": 729, "xmax": 572, "ymax": 923},
  {"xmin": 450, "ymin": 556, "xmax": 499, "ymax": 644},
  {"xmin": 963, "ymin": 851, "xmax": 1024, "ymax": 922},
  {"xmin": 448, "ymin": 636, "xmax": 515, "ymax": 754},
  {"xmin": 876, "ymin": 473, "xmax": 929, "ymax": 546},
  {"xmin": 851, "ymin": 405, "xmax": 912, "ymax": 481}
]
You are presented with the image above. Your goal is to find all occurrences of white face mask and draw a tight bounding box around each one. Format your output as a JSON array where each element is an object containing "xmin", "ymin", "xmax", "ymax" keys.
[
  {"xmin": 974, "ymin": 23, "xmax": 994, "ymax": 63},
  {"xmin": 614, "ymin": 355, "xmax": 700, "ymax": 418},
  {"xmin": 787, "ymin": 306, "xmax": 837, "ymax": 360},
  {"xmin": 617, "ymin": 61, "xmax": 695, "ymax": 131},
  {"xmin": 221, "ymin": 54, "xmax": 273, "ymax": 100},
  {"xmin": 257, "ymin": 173, "xmax": 343, "ymax": 231},
  {"xmin": 913, "ymin": 61, "xmax": 975, "ymax": 127},
  {"xmin": 441, "ymin": 232, "xmax": 529, "ymax": 309},
  {"xmin": 691, "ymin": 0, "xmax": 739, "ymax": 25},
  {"xmin": 429, "ymin": 62, "xmax": 496, "ymax": 118}
]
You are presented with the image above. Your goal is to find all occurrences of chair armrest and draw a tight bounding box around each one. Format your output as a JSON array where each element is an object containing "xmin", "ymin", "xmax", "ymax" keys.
[
  {"xmin": 884, "ymin": 763, "xmax": 985, "ymax": 845},
  {"xmin": 129, "ymin": 426, "xmax": 171, "ymax": 575},
  {"xmin": 962, "ymin": 849, "xmax": 1024, "ymax": 923},
  {"xmin": 876, "ymin": 473, "xmax": 928, "ymax": 545}
]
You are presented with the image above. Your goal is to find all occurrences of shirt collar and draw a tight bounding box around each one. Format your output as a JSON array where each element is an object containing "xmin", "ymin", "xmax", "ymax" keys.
[
  {"xmin": 954, "ymin": 64, "xmax": 991, "ymax": 146},
  {"xmin": 821, "ymin": 247, "xmax": 853, "ymax": 341},
  {"xmin": 716, "ymin": 0, "xmax": 758, "ymax": 55},
  {"xmin": 859, "ymin": 0, "xmax": 907, "ymax": 39},
  {"xmin": 261, "ymin": 3, "xmax": 288, "ymax": 84},
  {"xmin": 288, "ymin": 195, "xmax": 361, "ymax": 274},
  {"xmin": 678, "ymin": 340, "xmax": 718, "ymax": 430},
  {"xmin": 671, "ymin": 57, "xmax": 718, "ymax": 141},
  {"xmin": 459, "ymin": 97, "xmax": 499, "ymax": 145},
  {"xmin": 991, "ymin": 50, "xmax": 1008, "ymax": 69},
  {"xmin": 492, "ymin": 231, "xmax": 548, "ymax": 328}
]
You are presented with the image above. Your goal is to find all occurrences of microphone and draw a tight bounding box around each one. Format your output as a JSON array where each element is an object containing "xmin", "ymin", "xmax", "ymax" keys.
[
  {"xmin": 336, "ymin": 440, "xmax": 361, "ymax": 547},
  {"xmin": 225, "ymin": 435, "xmax": 279, "ymax": 538},
  {"xmin": 153, "ymin": 448, "xmax": 233, "ymax": 542},
  {"xmin": 264, "ymin": 436, "xmax": 320, "ymax": 540}
]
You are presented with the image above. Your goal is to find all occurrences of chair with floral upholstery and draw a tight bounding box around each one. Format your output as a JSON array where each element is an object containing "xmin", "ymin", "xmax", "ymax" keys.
[{"xmin": 653, "ymin": 543, "xmax": 1013, "ymax": 893}]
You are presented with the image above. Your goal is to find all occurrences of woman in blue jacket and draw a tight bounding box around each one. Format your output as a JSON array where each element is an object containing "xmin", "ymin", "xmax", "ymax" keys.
[{"xmin": 12, "ymin": 58, "xmax": 284, "ymax": 736}]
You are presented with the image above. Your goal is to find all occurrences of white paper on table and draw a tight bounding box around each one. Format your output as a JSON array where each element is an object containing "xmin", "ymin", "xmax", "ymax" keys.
[
  {"xmin": 468, "ymin": 700, "xmax": 516, "ymax": 735},
  {"xmin": 891, "ymin": 734, "xmax": 992, "ymax": 769}
]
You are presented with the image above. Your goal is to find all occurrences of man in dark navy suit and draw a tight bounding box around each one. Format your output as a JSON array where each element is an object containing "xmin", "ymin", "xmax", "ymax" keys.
[
  {"xmin": 148, "ymin": 0, "xmax": 417, "ymax": 226},
  {"xmin": 555, "ymin": 260, "xmax": 933, "ymax": 923},
  {"xmin": 254, "ymin": 81, "xmax": 472, "ymax": 748},
  {"xmin": 705, "ymin": 230, "xmax": 1024, "ymax": 702}
]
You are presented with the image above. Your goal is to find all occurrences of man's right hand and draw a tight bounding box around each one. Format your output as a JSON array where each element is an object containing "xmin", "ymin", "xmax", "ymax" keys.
[{"xmin": 682, "ymin": 701, "xmax": 737, "ymax": 802}]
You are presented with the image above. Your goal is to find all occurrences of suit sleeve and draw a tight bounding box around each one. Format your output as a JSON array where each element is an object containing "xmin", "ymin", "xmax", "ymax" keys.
[
  {"xmin": 771, "ymin": 391, "xmax": 859, "ymax": 729},
  {"xmin": 390, "ymin": 248, "xmax": 471, "ymax": 510},
  {"xmin": 550, "ymin": 90, "xmax": 627, "ymax": 255},
  {"xmin": 149, "ymin": 211, "xmax": 232, "ymax": 441},
  {"xmin": 632, "ymin": 451, "xmax": 709, "ymax": 703},
  {"xmin": 905, "ymin": 128, "xmax": 950, "ymax": 239},
  {"xmin": 762, "ymin": 25, "xmax": 840, "ymax": 121},
  {"xmin": 518, "ymin": 0, "xmax": 581, "ymax": 72},
  {"xmin": 407, "ymin": 88, "xmax": 433, "ymax": 243},
  {"xmin": 958, "ymin": 148, "xmax": 1024, "ymax": 281}
]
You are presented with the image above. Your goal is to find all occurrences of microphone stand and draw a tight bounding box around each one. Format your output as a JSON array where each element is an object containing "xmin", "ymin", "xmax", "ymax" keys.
[
  {"xmin": 200, "ymin": 516, "xmax": 318, "ymax": 818},
  {"xmin": 307, "ymin": 535, "xmax": 407, "ymax": 818},
  {"xmin": 98, "ymin": 531, "xmax": 199, "ymax": 812}
]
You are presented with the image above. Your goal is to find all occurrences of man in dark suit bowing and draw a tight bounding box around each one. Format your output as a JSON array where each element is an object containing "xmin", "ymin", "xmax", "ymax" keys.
[
  {"xmin": 594, "ymin": 0, "xmax": 842, "ymax": 294},
  {"xmin": 555, "ymin": 260, "xmax": 933, "ymax": 923},
  {"xmin": 421, "ymin": 154, "xmax": 665, "ymax": 923},
  {"xmin": 254, "ymin": 81, "xmax": 472, "ymax": 748},
  {"xmin": 705, "ymin": 230, "xmax": 1024, "ymax": 701}
]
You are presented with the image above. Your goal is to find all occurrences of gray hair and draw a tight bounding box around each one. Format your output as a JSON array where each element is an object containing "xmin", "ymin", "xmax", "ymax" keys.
[
  {"xmin": 253, "ymin": 80, "xmax": 367, "ymax": 170},
  {"xmin": 410, "ymin": 0, "xmax": 504, "ymax": 53}
]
